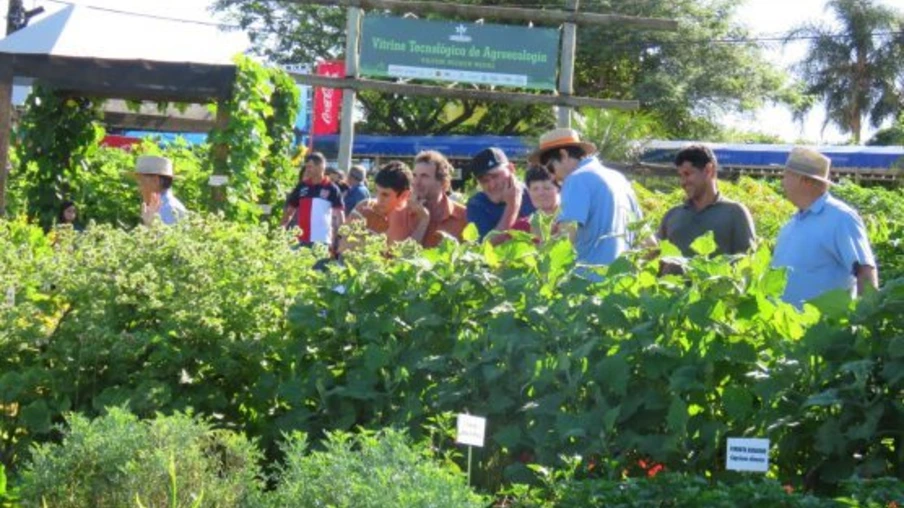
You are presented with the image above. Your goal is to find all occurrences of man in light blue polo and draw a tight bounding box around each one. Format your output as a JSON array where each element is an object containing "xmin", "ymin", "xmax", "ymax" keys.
[
  {"xmin": 772, "ymin": 147, "xmax": 878, "ymax": 308},
  {"xmin": 529, "ymin": 128, "xmax": 643, "ymax": 278}
]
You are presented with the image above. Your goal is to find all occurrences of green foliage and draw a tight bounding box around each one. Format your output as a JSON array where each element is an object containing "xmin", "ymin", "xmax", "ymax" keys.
[
  {"xmin": 1, "ymin": 178, "xmax": 903, "ymax": 500},
  {"xmin": 0, "ymin": 216, "xmax": 318, "ymax": 468},
  {"xmin": 504, "ymin": 471, "xmax": 904, "ymax": 507},
  {"xmin": 576, "ymin": 109, "xmax": 666, "ymax": 162},
  {"xmin": 8, "ymin": 140, "xmax": 212, "ymax": 228},
  {"xmin": 0, "ymin": 464, "xmax": 19, "ymax": 507},
  {"xmin": 18, "ymin": 408, "xmax": 262, "ymax": 508},
  {"xmin": 260, "ymin": 428, "xmax": 485, "ymax": 507},
  {"xmin": 15, "ymin": 86, "xmax": 105, "ymax": 229},
  {"xmin": 263, "ymin": 67, "xmax": 302, "ymax": 209},
  {"xmin": 867, "ymin": 113, "xmax": 904, "ymax": 147},
  {"xmin": 209, "ymin": 55, "xmax": 300, "ymax": 222}
]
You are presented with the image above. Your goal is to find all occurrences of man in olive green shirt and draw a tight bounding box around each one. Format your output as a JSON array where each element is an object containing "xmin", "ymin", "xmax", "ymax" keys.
[{"xmin": 657, "ymin": 144, "xmax": 756, "ymax": 257}]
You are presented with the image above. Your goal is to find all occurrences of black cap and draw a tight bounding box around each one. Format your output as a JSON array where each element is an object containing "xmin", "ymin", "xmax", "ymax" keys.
[{"xmin": 469, "ymin": 147, "xmax": 509, "ymax": 178}]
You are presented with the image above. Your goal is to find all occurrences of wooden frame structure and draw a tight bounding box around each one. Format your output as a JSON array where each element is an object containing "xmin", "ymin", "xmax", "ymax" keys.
[{"xmin": 0, "ymin": 5, "xmax": 241, "ymax": 215}]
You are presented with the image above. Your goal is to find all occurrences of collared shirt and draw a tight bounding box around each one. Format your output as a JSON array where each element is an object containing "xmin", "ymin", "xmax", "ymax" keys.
[
  {"xmin": 159, "ymin": 190, "xmax": 188, "ymax": 225},
  {"xmin": 772, "ymin": 192, "xmax": 876, "ymax": 307},
  {"xmin": 350, "ymin": 199, "xmax": 420, "ymax": 243},
  {"xmin": 344, "ymin": 183, "xmax": 371, "ymax": 215},
  {"xmin": 424, "ymin": 193, "xmax": 468, "ymax": 248},
  {"xmin": 557, "ymin": 156, "xmax": 643, "ymax": 267},
  {"xmin": 657, "ymin": 193, "xmax": 756, "ymax": 257},
  {"xmin": 466, "ymin": 187, "xmax": 535, "ymax": 239},
  {"xmin": 287, "ymin": 178, "xmax": 344, "ymax": 244}
]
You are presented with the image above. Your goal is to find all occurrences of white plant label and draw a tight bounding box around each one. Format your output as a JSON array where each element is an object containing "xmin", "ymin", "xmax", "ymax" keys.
[
  {"xmin": 208, "ymin": 175, "xmax": 229, "ymax": 187},
  {"xmin": 726, "ymin": 437, "xmax": 770, "ymax": 472},
  {"xmin": 456, "ymin": 414, "xmax": 487, "ymax": 447},
  {"xmin": 5, "ymin": 286, "xmax": 14, "ymax": 307},
  {"xmin": 258, "ymin": 204, "xmax": 273, "ymax": 215}
]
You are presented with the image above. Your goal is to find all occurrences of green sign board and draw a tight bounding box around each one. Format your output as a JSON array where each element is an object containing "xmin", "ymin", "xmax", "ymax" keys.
[{"xmin": 360, "ymin": 15, "xmax": 560, "ymax": 91}]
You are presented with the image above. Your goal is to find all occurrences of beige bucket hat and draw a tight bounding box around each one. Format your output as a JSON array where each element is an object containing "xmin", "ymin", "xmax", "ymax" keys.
[
  {"xmin": 130, "ymin": 155, "xmax": 175, "ymax": 178},
  {"xmin": 785, "ymin": 147, "xmax": 833, "ymax": 185}
]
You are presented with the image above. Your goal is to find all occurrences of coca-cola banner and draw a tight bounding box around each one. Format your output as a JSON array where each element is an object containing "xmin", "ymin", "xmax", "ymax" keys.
[{"xmin": 313, "ymin": 60, "xmax": 344, "ymax": 135}]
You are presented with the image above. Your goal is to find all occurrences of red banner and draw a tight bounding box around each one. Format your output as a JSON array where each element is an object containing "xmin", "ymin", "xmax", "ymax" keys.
[{"xmin": 313, "ymin": 60, "xmax": 344, "ymax": 135}]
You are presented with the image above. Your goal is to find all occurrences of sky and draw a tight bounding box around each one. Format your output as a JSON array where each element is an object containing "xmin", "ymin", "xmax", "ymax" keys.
[{"xmin": 9, "ymin": 0, "xmax": 904, "ymax": 144}]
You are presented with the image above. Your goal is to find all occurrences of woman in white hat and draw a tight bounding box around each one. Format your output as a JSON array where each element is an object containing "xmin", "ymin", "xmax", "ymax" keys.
[{"xmin": 132, "ymin": 155, "xmax": 188, "ymax": 225}]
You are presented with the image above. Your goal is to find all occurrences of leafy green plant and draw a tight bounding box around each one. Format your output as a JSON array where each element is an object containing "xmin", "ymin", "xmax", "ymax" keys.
[
  {"xmin": 208, "ymin": 55, "xmax": 300, "ymax": 222},
  {"xmin": 0, "ymin": 464, "xmax": 19, "ymax": 507},
  {"xmin": 0, "ymin": 216, "xmax": 319, "ymax": 469},
  {"xmin": 260, "ymin": 428, "xmax": 486, "ymax": 508},
  {"xmin": 18, "ymin": 408, "xmax": 262, "ymax": 508},
  {"xmin": 15, "ymin": 86, "xmax": 105, "ymax": 229}
]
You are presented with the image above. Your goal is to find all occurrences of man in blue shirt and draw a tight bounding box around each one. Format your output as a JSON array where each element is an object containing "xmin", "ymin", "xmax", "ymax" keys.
[
  {"xmin": 772, "ymin": 147, "xmax": 878, "ymax": 308},
  {"xmin": 344, "ymin": 164, "xmax": 371, "ymax": 216},
  {"xmin": 529, "ymin": 128, "xmax": 642, "ymax": 275},
  {"xmin": 466, "ymin": 147, "xmax": 535, "ymax": 243}
]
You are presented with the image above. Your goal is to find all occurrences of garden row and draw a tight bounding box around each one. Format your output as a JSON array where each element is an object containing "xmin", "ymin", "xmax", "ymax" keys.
[{"xmin": 1, "ymin": 200, "xmax": 902, "ymax": 505}]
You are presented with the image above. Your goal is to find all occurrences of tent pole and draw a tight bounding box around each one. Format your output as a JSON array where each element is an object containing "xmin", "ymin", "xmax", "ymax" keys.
[{"xmin": 0, "ymin": 65, "xmax": 12, "ymax": 217}]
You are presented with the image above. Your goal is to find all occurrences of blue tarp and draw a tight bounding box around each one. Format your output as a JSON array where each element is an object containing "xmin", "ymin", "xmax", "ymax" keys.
[
  {"xmin": 312, "ymin": 135, "xmax": 532, "ymax": 159},
  {"xmin": 641, "ymin": 141, "xmax": 904, "ymax": 170}
]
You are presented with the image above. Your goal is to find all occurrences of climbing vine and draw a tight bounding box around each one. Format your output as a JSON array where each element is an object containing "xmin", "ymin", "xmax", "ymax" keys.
[
  {"xmin": 16, "ymin": 86, "xmax": 105, "ymax": 229},
  {"xmin": 210, "ymin": 55, "xmax": 300, "ymax": 222}
]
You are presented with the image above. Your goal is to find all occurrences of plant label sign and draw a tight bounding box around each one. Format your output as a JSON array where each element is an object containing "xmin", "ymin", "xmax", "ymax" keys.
[
  {"xmin": 208, "ymin": 175, "xmax": 229, "ymax": 187},
  {"xmin": 726, "ymin": 437, "xmax": 770, "ymax": 472},
  {"xmin": 456, "ymin": 414, "xmax": 486, "ymax": 447},
  {"xmin": 5, "ymin": 286, "xmax": 14, "ymax": 307}
]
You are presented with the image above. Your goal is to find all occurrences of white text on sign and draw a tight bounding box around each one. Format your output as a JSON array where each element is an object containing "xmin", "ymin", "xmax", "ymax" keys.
[
  {"xmin": 726, "ymin": 437, "xmax": 770, "ymax": 473},
  {"xmin": 456, "ymin": 414, "xmax": 486, "ymax": 447}
]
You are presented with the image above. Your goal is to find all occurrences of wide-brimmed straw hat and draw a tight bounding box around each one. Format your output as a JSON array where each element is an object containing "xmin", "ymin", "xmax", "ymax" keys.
[
  {"xmin": 528, "ymin": 128, "xmax": 597, "ymax": 164},
  {"xmin": 130, "ymin": 155, "xmax": 175, "ymax": 178},
  {"xmin": 785, "ymin": 147, "xmax": 833, "ymax": 185}
]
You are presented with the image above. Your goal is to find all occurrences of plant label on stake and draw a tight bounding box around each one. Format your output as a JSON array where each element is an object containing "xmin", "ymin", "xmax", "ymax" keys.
[
  {"xmin": 456, "ymin": 413, "xmax": 486, "ymax": 447},
  {"xmin": 726, "ymin": 437, "xmax": 770, "ymax": 472},
  {"xmin": 5, "ymin": 286, "xmax": 14, "ymax": 307},
  {"xmin": 456, "ymin": 413, "xmax": 486, "ymax": 487}
]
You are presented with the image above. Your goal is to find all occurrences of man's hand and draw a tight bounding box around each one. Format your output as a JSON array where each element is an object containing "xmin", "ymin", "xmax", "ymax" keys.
[
  {"xmin": 502, "ymin": 173, "xmax": 521, "ymax": 207},
  {"xmin": 141, "ymin": 194, "xmax": 161, "ymax": 225},
  {"xmin": 407, "ymin": 198, "xmax": 430, "ymax": 222},
  {"xmin": 406, "ymin": 198, "xmax": 431, "ymax": 244}
]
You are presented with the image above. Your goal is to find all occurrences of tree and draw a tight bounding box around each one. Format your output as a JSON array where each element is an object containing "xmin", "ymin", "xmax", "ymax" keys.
[
  {"xmin": 867, "ymin": 112, "xmax": 904, "ymax": 145},
  {"xmin": 213, "ymin": 0, "xmax": 794, "ymax": 138},
  {"xmin": 788, "ymin": 0, "xmax": 904, "ymax": 144}
]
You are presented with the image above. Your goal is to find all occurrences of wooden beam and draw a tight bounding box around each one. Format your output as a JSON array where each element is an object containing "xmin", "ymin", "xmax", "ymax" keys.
[
  {"xmin": 556, "ymin": 0, "xmax": 578, "ymax": 128},
  {"xmin": 289, "ymin": 73, "xmax": 638, "ymax": 111},
  {"xmin": 285, "ymin": 0, "xmax": 678, "ymax": 31},
  {"xmin": 0, "ymin": 67, "xmax": 12, "ymax": 217}
]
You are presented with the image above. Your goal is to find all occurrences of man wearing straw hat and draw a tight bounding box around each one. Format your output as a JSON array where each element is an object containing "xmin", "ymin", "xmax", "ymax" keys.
[
  {"xmin": 132, "ymin": 155, "xmax": 188, "ymax": 226},
  {"xmin": 529, "ymin": 128, "xmax": 643, "ymax": 277},
  {"xmin": 772, "ymin": 147, "xmax": 877, "ymax": 307}
]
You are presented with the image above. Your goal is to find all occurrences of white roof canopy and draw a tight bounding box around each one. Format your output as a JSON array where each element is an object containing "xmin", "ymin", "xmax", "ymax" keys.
[{"xmin": 0, "ymin": 4, "xmax": 248, "ymax": 66}]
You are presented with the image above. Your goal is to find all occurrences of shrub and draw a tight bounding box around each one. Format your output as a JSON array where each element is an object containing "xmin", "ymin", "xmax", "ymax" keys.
[
  {"xmin": 0, "ymin": 216, "xmax": 320, "ymax": 468},
  {"xmin": 18, "ymin": 408, "xmax": 262, "ymax": 507},
  {"xmin": 503, "ymin": 471, "xmax": 903, "ymax": 507},
  {"xmin": 260, "ymin": 428, "xmax": 486, "ymax": 508}
]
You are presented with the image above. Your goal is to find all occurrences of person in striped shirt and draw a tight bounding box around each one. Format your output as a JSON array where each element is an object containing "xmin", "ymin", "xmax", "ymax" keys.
[{"xmin": 280, "ymin": 152, "xmax": 345, "ymax": 247}]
